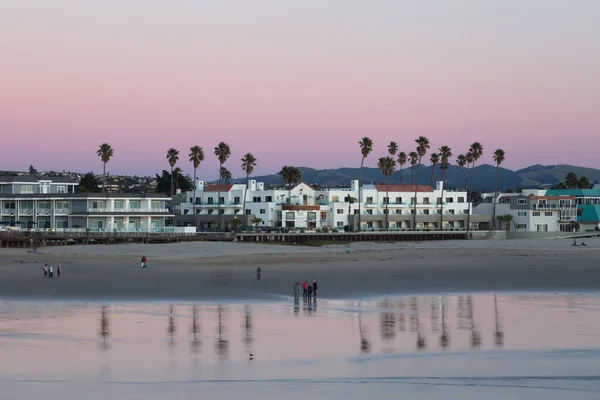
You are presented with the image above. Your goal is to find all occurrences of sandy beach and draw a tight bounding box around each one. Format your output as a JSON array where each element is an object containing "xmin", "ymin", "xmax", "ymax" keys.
[{"xmin": 1, "ymin": 237, "xmax": 600, "ymax": 301}]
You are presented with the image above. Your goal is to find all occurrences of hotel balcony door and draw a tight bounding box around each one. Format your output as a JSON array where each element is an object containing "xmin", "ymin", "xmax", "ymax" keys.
[{"xmin": 91, "ymin": 220, "xmax": 104, "ymax": 231}]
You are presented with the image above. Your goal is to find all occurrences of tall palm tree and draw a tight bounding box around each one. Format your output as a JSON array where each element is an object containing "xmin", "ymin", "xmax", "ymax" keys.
[
  {"xmin": 492, "ymin": 149, "xmax": 506, "ymax": 231},
  {"xmin": 166, "ymin": 148, "xmax": 179, "ymax": 196},
  {"xmin": 397, "ymin": 151, "xmax": 407, "ymax": 183},
  {"xmin": 412, "ymin": 136, "xmax": 430, "ymax": 230},
  {"xmin": 173, "ymin": 167, "xmax": 183, "ymax": 192},
  {"xmin": 214, "ymin": 142, "xmax": 231, "ymax": 230},
  {"xmin": 466, "ymin": 142, "xmax": 483, "ymax": 235},
  {"xmin": 189, "ymin": 146, "xmax": 205, "ymax": 216},
  {"xmin": 377, "ymin": 156, "xmax": 396, "ymax": 230},
  {"xmin": 429, "ymin": 153, "xmax": 440, "ymax": 187},
  {"xmin": 97, "ymin": 143, "xmax": 114, "ymax": 193},
  {"xmin": 464, "ymin": 151, "xmax": 474, "ymax": 192},
  {"xmin": 388, "ymin": 141, "xmax": 398, "ymax": 158},
  {"xmin": 279, "ymin": 165, "xmax": 292, "ymax": 203},
  {"xmin": 241, "ymin": 153, "xmax": 257, "ymax": 220},
  {"xmin": 409, "ymin": 151, "xmax": 418, "ymax": 184},
  {"xmin": 438, "ymin": 145, "xmax": 452, "ymax": 230},
  {"xmin": 357, "ymin": 137, "xmax": 373, "ymax": 232},
  {"xmin": 456, "ymin": 154, "xmax": 467, "ymax": 190}
]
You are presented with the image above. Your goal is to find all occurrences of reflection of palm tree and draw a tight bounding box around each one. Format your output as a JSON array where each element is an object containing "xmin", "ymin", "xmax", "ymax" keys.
[
  {"xmin": 379, "ymin": 300, "xmax": 396, "ymax": 341},
  {"xmin": 440, "ymin": 296, "xmax": 450, "ymax": 349},
  {"xmin": 494, "ymin": 295, "xmax": 504, "ymax": 348},
  {"xmin": 243, "ymin": 305, "xmax": 253, "ymax": 349},
  {"xmin": 215, "ymin": 305, "xmax": 229, "ymax": 359},
  {"xmin": 167, "ymin": 305, "xmax": 176, "ymax": 346},
  {"xmin": 430, "ymin": 296, "xmax": 440, "ymax": 333},
  {"xmin": 99, "ymin": 306, "xmax": 111, "ymax": 351},
  {"xmin": 410, "ymin": 297, "xmax": 419, "ymax": 332},
  {"xmin": 190, "ymin": 305, "xmax": 202, "ymax": 354},
  {"xmin": 358, "ymin": 303, "xmax": 371, "ymax": 353},
  {"xmin": 397, "ymin": 300, "xmax": 406, "ymax": 332},
  {"xmin": 467, "ymin": 295, "xmax": 481, "ymax": 349}
]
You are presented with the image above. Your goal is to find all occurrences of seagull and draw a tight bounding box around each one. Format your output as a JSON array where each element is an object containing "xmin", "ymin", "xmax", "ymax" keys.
[{"xmin": 249, "ymin": 353, "xmax": 255, "ymax": 360}]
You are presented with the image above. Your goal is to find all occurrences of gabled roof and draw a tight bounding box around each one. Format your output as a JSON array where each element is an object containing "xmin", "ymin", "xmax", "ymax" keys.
[
  {"xmin": 373, "ymin": 184, "xmax": 433, "ymax": 193},
  {"xmin": 579, "ymin": 205, "xmax": 600, "ymax": 223},
  {"xmin": 292, "ymin": 182, "xmax": 315, "ymax": 190},
  {"xmin": 203, "ymin": 184, "xmax": 233, "ymax": 192},
  {"xmin": 546, "ymin": 188, "xmax": 600, "ymax": 197}
]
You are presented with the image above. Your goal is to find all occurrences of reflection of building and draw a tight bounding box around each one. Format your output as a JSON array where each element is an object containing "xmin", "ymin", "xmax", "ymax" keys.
[
  {"xmin": 0, "ymin": 176, "xmax": 172, "ymax": 231},
  {"xmin": 176, "ymin": 179, "xmax": 489, "ymax": 231}
]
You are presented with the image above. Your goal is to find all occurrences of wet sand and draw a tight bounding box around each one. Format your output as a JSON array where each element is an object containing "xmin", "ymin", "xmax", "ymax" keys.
[{"xmin": 1, "ymin": 238, "xmax": 600, "ymax": 301}]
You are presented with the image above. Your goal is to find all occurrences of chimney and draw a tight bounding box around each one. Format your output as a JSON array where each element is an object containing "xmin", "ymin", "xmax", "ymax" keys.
[{"xmin": 436, "ymin": 181, "xmax": 444, "ymax": 192}]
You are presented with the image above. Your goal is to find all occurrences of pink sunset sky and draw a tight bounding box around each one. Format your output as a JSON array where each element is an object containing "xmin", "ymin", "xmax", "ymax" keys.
[{"xmin": 1, "ymin": 0, "xmax": 599, "ymax": 179}]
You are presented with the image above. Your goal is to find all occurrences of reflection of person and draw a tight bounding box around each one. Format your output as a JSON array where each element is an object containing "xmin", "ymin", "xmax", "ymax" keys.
[
  {"xmin": 312, "ymin": 280, "xmax": 318, "ymax": 298},
  {"xmin": 302, "ymin": 281, "xmax": 308, "ymax": 299},
  {"xmin": 43, "ymin": 264, "xmax": 48, "ymax": 276},
  {"xmin": 307, "ymin": 284, "xmax": 313, "ymax": 302},
  {"xmin": 256, "ymin": 267, "xmax": 261, "ymax": 280},
  {"xmin": 57, "ymin": 264, "xmax": 62, "ymax": 277},
  {"xmin": 49, "ymin": 265, "xmax": 54, "ymax": 278},
  {"xmin": 293, "ymin": 281, "xmax": 301, "ymax": 301}
]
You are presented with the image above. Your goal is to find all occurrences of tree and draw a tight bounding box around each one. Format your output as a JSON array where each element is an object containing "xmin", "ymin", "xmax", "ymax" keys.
[
  {"xmin": 154, "ymin": 170, "xmax": 193, "ymax": 195},
  {"xmin": 497, "ymin": 214, "xmax": 513, "ymax": 232},
  {"xmin": 564, "ymin": 172, "xmax": 579, "ymax": 189},
  {"xmin": 408, "ymin": 151, "xmax": 418, "ymax": 184},
  {"xmin": 78, "ymin": 172, "xmax": 101, "ymax": 193},
  {"xmin": 377, "ymin": 157, "xmax": 396, "ymax": 230},
  {"xmin": 214, "ymin": 142, "xmax": 232, "ymax": 230},
  {"xmin": 189, "ymin": 145, "xmax": 205, "ymax": 216},
  {"xmin": 220, "ymin": 167, "xmax": 232, "ymax": 184},
  {"xmin": 166, "ymin": 148, "xmax": 179, "ymax": 196},
  {"xmin": 358, "ymin": 137, "xmax": 374, "ymax": 232},
  {"xmin": 97, "ymin": 143, "xmax": 114, "ymax": 192},
  {"xmin": 388, "ymin": 142, "xmax": 398, "ymax": 158},
  {"xmin": 438, "ymin": 145, "xmax": 452, "ymax": 230},
  {"xmin": 466, "ymin": 142, "xmax": 483, "ymax": 235},
  {"xmin": 251, "ymin": 217, "xmax": 262, "ymax": 231},
  {"xmin": 578, "ymin": 176, "xmax": 590, "ymax": 189},
  {"xmin": 279, "ymin": 166, "xmax": 293, "ymax": 203},
  {"xmin": 429, "ymin": 153, "xmax": 440, "ymax": 186},
  {"xmin": 412, "ymin": 136, "xmax": 430, "ymax": 230},
  {"xmin": 456, "ymin": 154, "xmax": 467, "ymax": 190},
  {"xmin": 173, "ymin": 167, "xmax": 183, "ymax": 191},
  {"xmin": 345, "ymin": 195, "xmax": 357, "ymax": 218},
  {"xmin": 569, "ymin": 221, "xmax": 580, "ymax": 232},
  {"xmin": 241, "ymin": 153, "xmax": 257, "ymax": 219},
  {"xmin": 492, "ymin": 149, "xmax": 506, "ymax": 230},
  {"xmin": 29, "ymin": 165, "xmax": 38, "ymax": 175},
  {"xmin": 397, "ymin": 152, "xmax": 407, "ymax": 183}
]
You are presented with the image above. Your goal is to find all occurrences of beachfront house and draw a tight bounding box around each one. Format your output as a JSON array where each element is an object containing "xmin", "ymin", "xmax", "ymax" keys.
[
  {"xmin": 0, "ymin": 175, "xmax": 173, "ymax": 231},
  {"xmin": 545, "ymin": 185, "xmax": 600, "ymax": 232}
]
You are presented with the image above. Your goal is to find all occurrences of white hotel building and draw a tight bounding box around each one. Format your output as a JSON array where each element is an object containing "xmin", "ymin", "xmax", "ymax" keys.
[{"xmin": 175, "ymin": 179, "xmax": 490, "ymax": 231}]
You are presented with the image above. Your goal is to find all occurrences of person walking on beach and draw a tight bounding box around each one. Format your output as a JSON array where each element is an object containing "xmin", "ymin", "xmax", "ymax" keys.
[
  {"xmin": 293, "ymin": 281, "xmax": 301, "ymax": 302},
  {"xmin": 141, "ymin": 256, "xmax": 147, "ymax": 268},
  {"xmin": 256, "ymin": 267, "xmax": 261, "ymax": 280},
  {"xmin": 57, "ymin": 264, "xmax": 61, "ymax": 277},
  {"xmin": 48, "ymin": 265, "xmax": 54, "ymax": 278},
  {"xmin": 307, "ymin": 283, "xmax": 313, "ymax": 302},
  {"xmin": 312, "ymin": 280, "xmax": 318, "ymax": 299},
  {"xmin": 43, "ymin": 264, "xmax": 48, "ymax": 277},
  {"xmin": 302, "ymin": 281, "xmax": 308, "ymax": 299}
]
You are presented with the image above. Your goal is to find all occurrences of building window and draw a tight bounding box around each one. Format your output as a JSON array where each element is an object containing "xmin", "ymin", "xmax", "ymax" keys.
[
  {"xmin": 367, "ymin": 222, "xmax": 373, "ymax": 228},
  {"xmin": 457, "ymin": 197, "xmax": 464, "ymax": 203},
  {"xmin": 353, "ymin": 209, "xmax": 359, "ymax": 215},
  {"xmin": 234, "ymin": 197, "xmax": 240, "ymax": 204},
  {"xmin": 260, "ymin": 209, "xmax": 266, "ymax": 214},
  {"xmin": 265, "ymin": 196, "xmax": 273, "ymax": 202},
  {"xmin": 332, "ymin": 196, "xmax": 339, "ymax": 202},
  {"xmin": 423, "ymin": 197, "xmax": 430, "ymax": 204},
  {"xmin": 517, "ymin": 199, "xmax": 527, "ymax": 205},
  {"xmin": 436, "ymin": 197, "xmax": 442, "ymax": 204},
  {"xmin": 536, "ymin": 224, "xmax": 549, "ymax": 232},
  {"xmin": 337, "ymin": 209, "xmax": 344, "ymax": 214},
  {"xmin": 436, "ymin": 210, "xmax": 441, "ymax": 214},
  {"xmin": 219, "ymin": 209, "xmax": 224, "ymax": 214},
  {"xmin": 285, "ymin": 212, "xmax": 295, "ymax": 220},
  {"xmin": 395, "ymin": 209, "xmax": 402, "ymax": 215},
  {"xmin": 366, "ymin": 209, "xmax": 373, "ymax": 215},
  {"xmin": 253, "ymin": 197, "xmax": 261, "ymax": 202},
  {"xmin": 366, "ymin": 197, "xmax": 373, "ymax": 203},
  {"xmin": 129, "ymin": 201, "xmax": 140, "ymax": 209},
  {"xmin": 383, "ymin": 197, "xmax": 389, "ymax": 204},
  {"xmin": 320, "ymin": 212, "xmax": 326, "ymax": 220},
  {"xmin": 423, "ymin": 210, "xmax": 429, "ymax": 215},
  {"xmin": 151, "ymin": 200, "xmax": 161, "ymax": 209},
  {"xmin": 545, "ymin": 212, "xmax": 552, "ymax": 216},
  {"xmin": 448, "ymin": 209, "xmax": 455, "ymax": 215},
  {"xmin": 114, "ymin": 200, "xmax": 124, "ymax": 209},
  {"xmin": 219, "ymin": 197, "xmax": 224, "ymax": 204},
  {"xmin": 307, "ymin": 212, "xmax": 316, "ymax": 220},
  {"xmin": 208, "ymin": 209, "xmax": 214, "ymax": 215},
  {"xmin": 410, "ymin": 209, "xmax": 415, "ymax": 215},
  {"xmin": 22, "ymin": 185, "xmax": 33, "ymax": 194},
  {"xmin": 517, "ymin": 223, "xmax": 527, "ymax": 229},
  {"xmin": 411, "ymin": 197, "xmax": 416, "ymax": 204},
  {"xmin": 337, "ymin": 221, "xmax": 344, "ymax": 227},
  {"xmin": 383, "ymin": 209, "xmax": 388, "ymax": 214},
  {"xmin": 208, "ymin": 197, "xmax": 214, "ymax": 204},
  {"xmin": 395, "ymin": 197, "xmax": 402, "ymax": 204},
  {"xmin": 532, "ymin": 212, "xmax": 540, "ymax": 216},
  {"xmin": 445, "ymin": 197, "xmax": 453, "ymax": 203},
  {"xmin": 57, "ymin": 186, "xmax": 66, "ymax": 194},
  {"xmin": 517, "ymin": 211, "xmax": 527, "ymax": 217},
  {"xmin": 463, "ymin": 209, "xmax": 469, "ymax": 214}
]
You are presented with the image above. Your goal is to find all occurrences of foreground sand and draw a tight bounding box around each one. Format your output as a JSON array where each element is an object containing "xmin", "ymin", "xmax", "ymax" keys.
[{"xmin": 1, "ymin": 237, "xmax": 600, "ymax": 301}]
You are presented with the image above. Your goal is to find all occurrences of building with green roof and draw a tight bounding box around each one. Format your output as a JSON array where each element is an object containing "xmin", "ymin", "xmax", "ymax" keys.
[{"xmin": 545, "ymin": 184, "xmax": 600, "ymax": 231}]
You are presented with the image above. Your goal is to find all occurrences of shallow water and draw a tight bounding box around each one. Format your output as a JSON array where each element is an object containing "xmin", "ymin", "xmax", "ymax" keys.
[{"xmin": 2, "ymin": 293, "xmax": 600, "ymax": 399}]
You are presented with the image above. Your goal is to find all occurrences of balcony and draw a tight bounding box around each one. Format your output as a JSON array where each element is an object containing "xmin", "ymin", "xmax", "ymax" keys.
[
  {"xmin": 533, "ymin": 204, "xmax": 575, "ymax": 210},
  {"xmin": 191, "ymin": 202, "xmax": 242, "ymax": 206},
  {"xmin": 87, "ymin": 208, "xmax": 169, "ymax": 213},
  {"xmin": 1, "ymin": 209, "xmax": 16, "ymax": 215},
  {"xmin": 55, "ymin": 208, "xmax": 69, "ymax": 214}
]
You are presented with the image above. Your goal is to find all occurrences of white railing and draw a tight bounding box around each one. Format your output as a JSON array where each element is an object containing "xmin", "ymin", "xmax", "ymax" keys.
[
  {"xmin": 87, "ymin": 208, "xmax": 169, "ymax": 213},
  {"xmin": 533, "ymin": 204, "xmax": 576, "ymax": 210}
]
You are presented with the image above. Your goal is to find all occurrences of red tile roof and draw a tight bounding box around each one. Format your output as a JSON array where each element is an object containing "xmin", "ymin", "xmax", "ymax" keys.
[
  {"xmin": 530, "ymin": 195, "xmax": 576, "ymax": 200},
  {"xmin": 203, "ymin": 184, "xmax": 233, "ymax": 192},
  {"xmin": 373, "ymin": 184, "xmax": 433, "ymax": 192}
]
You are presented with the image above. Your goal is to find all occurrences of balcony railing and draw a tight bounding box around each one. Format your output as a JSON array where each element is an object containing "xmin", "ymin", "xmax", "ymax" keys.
[
  {"xmin": 191, "ymin": 202, "xmax": 242, "ymax": 206},
  {"xmin": 87, "ymin": 208, "xmax": 169, "ymax": 213},
  {"xmin": 533, "ymin": 204, "xmax": 576, "ymax": 210},
  {"xmin": 1, "ymin": 209, "xmax": 16, "ymax": 214}
]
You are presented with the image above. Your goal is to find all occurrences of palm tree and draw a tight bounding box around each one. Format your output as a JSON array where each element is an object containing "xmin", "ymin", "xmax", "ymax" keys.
[
  {"xmin": 466, "ymin": 142, "xmax": 483, "ymax": 235},
  {"xmin": 429, "ymin": 153, "xmax": 440, "ymax": 187},
  {"xmin": 220, "ymin": 167, "xmax": 231, "ymax": 184},
  {"xmin": 388, "ymin": 141, "xmax": 398, "ymax": 158},
  {"xmin": 97, "ymin": 143, "xmax": 114, "ymax": 193},
  {"xmin": 565, "ymin": 172, "xmax": 579, "ymax": 189},
  {"xmin": 456, "ymin": 154, "xmax": 467, "ymax": 190},
  {"xmin": 397, "ymin": 152, "xmax": 407, "ymax": 183},
  {"xmin": 279, "ymin": 166, "xmax": 293, "ymax": 203},
  {"xmin": 358, "ymin": 137, "xmax": 374, "ymax": 231},
  {"xmin": 409, "ymin": 151, "xmax": 418, "ymax": 184},
  {"xmin": 412, "ymin": 136, "xmax": 430, "ymax": 230},
  {"xmin": 241, "ymin": 153, "xmax": 257, "ymax": 220},
  {"xmin": 189, "ymin": 146, "xmax": 205, "ymax": 216},
  {"xmin": 492, "ymin": 149, "xmax": 506, "ymax": 230},
  {"xmin": 377, "ymin": 156, "xmax": 396, "ymax": 230},
  {"xmin": 464, "ymin": 151, "xmax": 474, "ymax": 193},
  {"xmin": 166, "ymin": 148, "xmax": 179, "ymax": 196},
  {"xmin": 214, "ymin": 142, "xmax": 231, "ymax": 230},
  {"xmin": 497, "ymin": 214, "xmax": 513, "ymax": 232},
  {"xmin": 173, "ymin": 167, "xmax": 183, "ymax": 192},
  {"xmin": 438, "ymin": 145, "xmax": 452, "ymax": 230},
  {"xmin": 345, "ymin": 195, "xmax": 357, "ymax": 217}
]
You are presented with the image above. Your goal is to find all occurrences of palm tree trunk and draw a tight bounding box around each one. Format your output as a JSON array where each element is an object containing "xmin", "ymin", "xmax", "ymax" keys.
[
  {"xmin": 385, "ymin": 178, "xmax": 389, "ymax": 230},
  {"xmin": 243, "ymin": 174, "xmax": 249, "ymax": 225},
  {"xmin": 217, "ymin": 164, "xmax": 222, "ymax": 230},
  {"xmin": 493, "ymin": 164, "xmax": 499, "ymax": 231},
  {"xmin": 399, "ymin": 167, "xmax": 403, "ymax": 184},
  {"xmin": 170, "ymin": 166, "xmax": 174, "ymax": 196},
  {"xmin": 439, "ymin": 170, "xmax": 445, "ymax": 230},
  {"xmin": 411, "ymin": 166, "xmax": 414, "ymax": 185},
  {"xmin": 412, "ymin": 159, "xmax": 421, "ymax": 230},
  {"xmin": 358, "ymin": 158, "xmax": 365, "ymax": 232},
  {"xmin": 430, "ymin": 167, "xmax": 435, "ymax": 187},
  {"xmin": 103, "ymin": 162, "xmax": 106, "ymax": 193},
  {"xmin": 193, "ymin": 167, "xmax": 197, "ymax": 217},
  {"xmin": 466, "ymin": 162, "xmax": 476, "ymax": 235}
]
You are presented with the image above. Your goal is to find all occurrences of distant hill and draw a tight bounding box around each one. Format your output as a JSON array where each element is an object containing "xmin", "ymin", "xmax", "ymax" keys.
[{"xmin": 227, "ymin": 164, "xmax": 600, "ymax": 191}]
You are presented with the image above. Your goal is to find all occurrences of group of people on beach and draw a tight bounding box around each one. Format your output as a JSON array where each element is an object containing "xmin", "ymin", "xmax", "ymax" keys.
[
  {"xmin": 294, "ymin": 280, "xmax": 318, "ymax": 302},
  {"xmin": 43, "ymin": 263, "xmax": 61, "ymax": 278}
]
